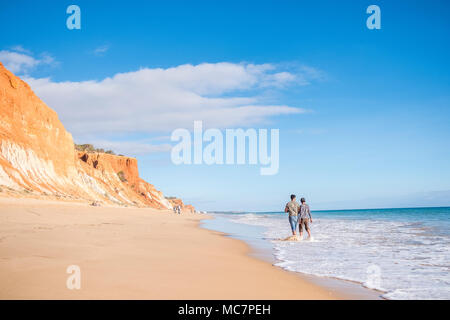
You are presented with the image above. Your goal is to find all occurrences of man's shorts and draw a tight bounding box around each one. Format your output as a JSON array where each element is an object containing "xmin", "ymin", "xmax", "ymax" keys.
[
  {"xmin": 288, "ymin": 215, "xmax": 298, "ymax": 232},
  {"xmin": 299, "ymin": 218, "xmax": 311, "ymax": 232}
]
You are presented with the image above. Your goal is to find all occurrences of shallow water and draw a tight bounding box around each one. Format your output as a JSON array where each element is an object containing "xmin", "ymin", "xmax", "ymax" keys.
[{"xmin": 206, "ymin": 207, "xmax": 450, "ymax": 300}]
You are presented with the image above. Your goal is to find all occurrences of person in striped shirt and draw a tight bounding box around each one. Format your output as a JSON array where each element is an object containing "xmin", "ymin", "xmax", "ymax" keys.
[{"xmin": 299, "ymin": 197, "xmax": 313, "ymax": 239}]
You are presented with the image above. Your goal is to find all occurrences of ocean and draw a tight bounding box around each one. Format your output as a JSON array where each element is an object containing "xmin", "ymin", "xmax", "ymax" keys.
[{"xmin": 202, "ymin": 207, "xmax": 450, "ymax": 300}]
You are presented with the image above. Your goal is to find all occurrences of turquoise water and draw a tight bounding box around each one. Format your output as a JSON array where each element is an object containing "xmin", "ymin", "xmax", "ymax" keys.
[{"xmin": 207, "ymin": 207, "xmax": 450, "ymax": 299}]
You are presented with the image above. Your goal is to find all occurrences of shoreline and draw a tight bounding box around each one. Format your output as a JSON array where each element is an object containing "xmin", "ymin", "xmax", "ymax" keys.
[
  {"xmin": 0, "ymin": 196, "xmax": 344, "ymax": 299},
  {"xmin": 201, "ymin": 214, "xmax": 384, "ymax": 300}
]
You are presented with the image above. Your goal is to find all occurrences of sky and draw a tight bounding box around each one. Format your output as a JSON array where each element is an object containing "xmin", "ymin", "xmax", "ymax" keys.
[{"xmin": 1, "ymin": 0, "xmax": 449, "ymax": 211}]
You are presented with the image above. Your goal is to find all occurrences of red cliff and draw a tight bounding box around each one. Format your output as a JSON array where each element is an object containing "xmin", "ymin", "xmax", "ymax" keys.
[{"xmin": 0, "ymin": 62, "xmax": 193, "ymax": 211}]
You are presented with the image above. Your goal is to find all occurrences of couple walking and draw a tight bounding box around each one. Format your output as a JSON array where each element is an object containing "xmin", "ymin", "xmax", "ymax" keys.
[{"xmin": 285, "ymin": 194, "xmax": 313, "ymax": 239}]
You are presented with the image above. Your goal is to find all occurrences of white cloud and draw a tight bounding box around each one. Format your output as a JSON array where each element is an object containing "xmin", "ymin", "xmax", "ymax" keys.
[
  {"xmin": 93, "ymin": 45, "xmax": 110, "ymax": 56},
  {"xmin": 9, "ymin": 45, "xmax": 32, "ymax": 54},
  {"xmin": 23, "ymin": 62, "xmax": 320, "ymax": 153},
  {"xmin": 0, "ymin": 50, "xmax": 39, "ymax": 73},
  {"xmin": 0, "ymin": 47, "xmax": 56, "ymax": 74},
  {"xmin": 40, "ymin": 52, "xmax": 56, "ymax": 65},
  {"xmin": 298, "ymin": 65, "xmax": 327, "ymax": 82}
]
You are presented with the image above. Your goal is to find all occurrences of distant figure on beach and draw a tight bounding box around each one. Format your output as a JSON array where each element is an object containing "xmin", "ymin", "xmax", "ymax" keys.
[
  {"xmin": 285, "ymin": 194, "xmax": 300, "ymax": 236},
  {"xmin": 299, "ymin": 197, "xmax": 313, "ymax": 239},
  {"xmin": 173, "ymin": 205, "xmax": 181, "ymax": 214}
]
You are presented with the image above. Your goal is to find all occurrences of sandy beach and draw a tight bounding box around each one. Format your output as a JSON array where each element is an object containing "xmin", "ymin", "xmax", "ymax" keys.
[{"xmin": 0, "ymin": 197, "xmax": 345, "ymax": 300}]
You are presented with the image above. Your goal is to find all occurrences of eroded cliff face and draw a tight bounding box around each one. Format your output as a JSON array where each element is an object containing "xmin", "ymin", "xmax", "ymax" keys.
[
  {"xmin": 168, "ymin": 198, "xmax": 196, "ymax": 213},
  {"xmin": 76, "ymin": 151, "xmax": 173, "ymax": 208},
  {"xmin": 0, "ymin": 62, "xmax": 192, "ymax": 210}
]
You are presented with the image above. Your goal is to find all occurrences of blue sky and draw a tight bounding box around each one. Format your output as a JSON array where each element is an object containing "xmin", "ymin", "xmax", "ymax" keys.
[{"xmin": 1, "ymin": 0, "xmax": 449, "ymax": 211}]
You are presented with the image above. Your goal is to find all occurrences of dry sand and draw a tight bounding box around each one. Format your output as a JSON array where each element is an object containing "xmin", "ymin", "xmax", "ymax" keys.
[{"xmin": 0, "ymin": 197, "xmax": 343, "ymax": 299}]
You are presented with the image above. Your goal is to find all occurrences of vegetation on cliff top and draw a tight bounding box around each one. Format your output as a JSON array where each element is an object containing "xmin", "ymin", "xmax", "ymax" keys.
[{"xmin": 74, "ymin": 143, "xmax": 122, "ymax": 156}]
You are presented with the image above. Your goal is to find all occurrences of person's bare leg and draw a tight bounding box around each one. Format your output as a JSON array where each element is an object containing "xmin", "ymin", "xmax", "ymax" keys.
[{"xmin": 306, "ymin": 225, "xmax": 311, "ymax": 239}]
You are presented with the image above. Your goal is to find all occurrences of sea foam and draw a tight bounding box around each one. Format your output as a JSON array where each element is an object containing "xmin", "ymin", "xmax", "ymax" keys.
[{"xmin": 213, "ymin": 208, "xmax": 450, "ymax": 300}]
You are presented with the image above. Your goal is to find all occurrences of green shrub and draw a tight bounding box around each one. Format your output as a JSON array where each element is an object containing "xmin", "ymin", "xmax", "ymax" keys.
[
  {"xmin": 75, "ymin": 144, "xmax": 117, "ymax": 155},
  {"xmin": 75, "ymin": 144, "xmax": 95, "ymax": 152}
]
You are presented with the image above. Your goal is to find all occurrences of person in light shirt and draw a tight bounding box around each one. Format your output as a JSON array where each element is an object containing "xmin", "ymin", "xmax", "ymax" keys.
[{"xmin": 284, "ymin": 194, "xmax": 300, "ymax": 236}]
